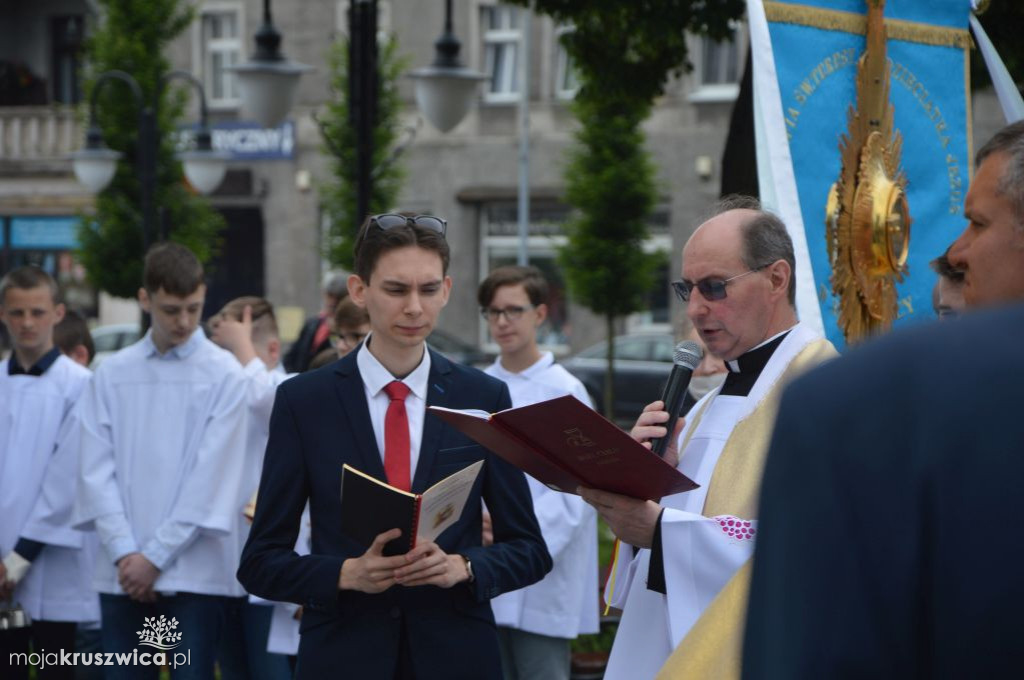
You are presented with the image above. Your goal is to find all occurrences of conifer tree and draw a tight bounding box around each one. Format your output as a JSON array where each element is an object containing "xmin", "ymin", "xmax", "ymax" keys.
[
  {"xmin": 508, "ymin": 0, "xmax": 743, "ymax": 415},
  {"xmin": 76, "ymin": 0, "xmax": 225, "ymax": 298}
]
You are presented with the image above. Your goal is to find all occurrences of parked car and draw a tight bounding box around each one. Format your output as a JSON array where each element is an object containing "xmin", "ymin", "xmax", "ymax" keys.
[
  {"xmin": 89, "ymin": 323, "xmax": 142, "ymax": 369},
  {"xmin": 89, "ymin": 322, "xmax": 492, "ymax": 371},
  {"xmin": 562, "ymin": 333, "xmax": 674, "ymax": 425},
  {"xmin": 428, "ymin": 329, "xmax": 493, "ymax": 368}
]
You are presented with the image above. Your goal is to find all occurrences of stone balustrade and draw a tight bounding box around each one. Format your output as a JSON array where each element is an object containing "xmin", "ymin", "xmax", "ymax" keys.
[{"xmin": 0, "ymin": 106, "xmax": 81, "ymax": 161}]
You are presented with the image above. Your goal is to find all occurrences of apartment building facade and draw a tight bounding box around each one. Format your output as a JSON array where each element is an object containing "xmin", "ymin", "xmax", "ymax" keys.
[{"xmin": 0, "ymin": 0, "xmax": 766, "ymax": 351}]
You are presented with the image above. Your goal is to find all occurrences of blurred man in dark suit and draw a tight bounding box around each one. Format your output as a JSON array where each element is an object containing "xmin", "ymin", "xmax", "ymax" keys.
[
  {"xmin": 744, "ymin": 119, "xmax": 1024, "ymax": 680},
  {"xmin": 743, "ymin": 303, "xmax": 1024, "ymax": 679}
]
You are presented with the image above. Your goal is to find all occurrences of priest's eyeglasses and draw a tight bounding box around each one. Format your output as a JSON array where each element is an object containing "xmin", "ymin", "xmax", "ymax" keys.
[
  {"xmin": 671, "ymin": 265, "xmax": 769, "ymax": 302},
  {"xmin": 480, "ymin": 305, "xmax": 535, "ymax": 322},
  {"xmin": 369, "ymin": 213, "xmax": 447, "ymax": 237}
]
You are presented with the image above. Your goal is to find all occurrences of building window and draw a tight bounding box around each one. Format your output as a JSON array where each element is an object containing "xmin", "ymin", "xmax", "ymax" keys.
[
  {"xmin": 553, "ymin": 25, "xmax": 578, "ymax": 100},
  {"xmin": 51, "ymin": 16, "xmax": 85, "ymax": 105},
  {"xmin": 479, "ymin": 203, "xmax": 570, "ymax": 350},
  {"xmin": 199, "ymin": 5, "xmax": 243, "ymax": 108},
  {"xmin": 478, "ymin": 203, "xmax": 672, "ymax": 349},
  {"xmin": 481, "ymin": 4, "xmax": 521, "ymax": 103},
  {"xmin": 689, "ymin": 21, "xmax": 744, "ymax": 103}
]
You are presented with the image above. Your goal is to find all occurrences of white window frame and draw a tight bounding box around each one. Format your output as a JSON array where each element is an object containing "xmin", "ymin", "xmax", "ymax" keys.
[
  {"xmin": 553, "ymin": 24, "xmax": 578, "ymax": 100},
  {"xmin": 625, "ymin": 234, "xmax": 673, "ymax": 333},
  {"xmin": 688, "ymin": 20, "xmax": 745, "ymax": 104},
  {"xmin": 480, "ymin": 4, "xmax": 521, "ymax": 104},
  {"xmin": 478, "ymin": 233, "xmax": 571, "ymax": 355},
  {"xmin": 477, "ymin": 209, "xmax": 672, "ymax": 351},
  {"xmin": 194, "ymin": 2, "xmax": 244, "ymax": 110}
]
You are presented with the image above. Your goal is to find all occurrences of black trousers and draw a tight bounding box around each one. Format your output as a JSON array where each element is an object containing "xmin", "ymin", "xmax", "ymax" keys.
[{"xmin": 393, "ymin": 618, "xmax": 415, "ymax": 680}]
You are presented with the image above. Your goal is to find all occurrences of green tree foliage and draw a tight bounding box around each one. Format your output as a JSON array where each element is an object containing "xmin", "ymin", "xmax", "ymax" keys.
[
  {"xmin": 560, "ymin": 95, "xmax": 663, "ymax": 416},
  {"xmin": 76, "ymin": 0, "xmax": 225, "ymax": 298},
  {"xmin": 507, "ymin": 0, "xmax": 743, "ymax": 415},
  {"xmin": 513, "ymin": 0, "xmax": 744, "ymax": 102},
  {"xmin": 319, "ymin": 37, "xmax": 409, "ymax": 270}
]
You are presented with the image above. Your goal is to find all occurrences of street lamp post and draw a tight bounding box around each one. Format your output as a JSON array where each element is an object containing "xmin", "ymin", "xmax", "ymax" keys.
[
  {"xmin": 335, "ymin": 0, "xmax": 485, "ymax": 233},
  {"xmin": 71, "ymin": 69, "xmax": 228, "ymax": 252},
  {"xmin": 229, "ymin": 0, "xmax": 312, "ymax": 129},
  {"xmin": 349, "ymin": 0, "xmax": 378, "ymax": 231},
  {"xmin": 409, "ymin": 0, "xmax": 487, "ymax": 134}
]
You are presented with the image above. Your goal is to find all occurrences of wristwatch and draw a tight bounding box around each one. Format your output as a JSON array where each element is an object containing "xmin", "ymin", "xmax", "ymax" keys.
[{"xmin": 460, "ymin": 554, "xmax": 474, "ymax": 583}]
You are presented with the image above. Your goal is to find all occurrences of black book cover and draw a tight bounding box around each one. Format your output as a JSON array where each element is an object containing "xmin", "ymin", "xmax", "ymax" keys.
[{"xmin": 340, "ymin": 465, "xmax": 420, "ymax": 557}]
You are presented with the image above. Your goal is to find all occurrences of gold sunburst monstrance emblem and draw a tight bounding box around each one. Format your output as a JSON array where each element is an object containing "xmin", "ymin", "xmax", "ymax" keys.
[{"xmin": 826, "ymin": 0, "xmax": 911, "ymax": 343}]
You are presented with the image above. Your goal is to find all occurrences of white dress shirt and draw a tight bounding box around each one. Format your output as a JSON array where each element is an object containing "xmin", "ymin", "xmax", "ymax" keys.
[{"xmin": 356, "ymin": 335, "xmax": 431, "ymax": 482}]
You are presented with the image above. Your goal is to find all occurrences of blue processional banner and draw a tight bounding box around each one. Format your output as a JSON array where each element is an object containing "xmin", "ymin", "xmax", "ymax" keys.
[{"xmin": 757, "ymin": 0, "xmax": 972, "ymax": 349}]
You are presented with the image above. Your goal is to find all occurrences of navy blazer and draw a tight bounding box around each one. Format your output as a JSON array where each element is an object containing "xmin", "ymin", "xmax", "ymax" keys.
[
  {"xmin": 238, "ymin": 347, "xmax": 551, "ymax": 679},
  {"xmin": 743, "ymin": 304, "xmax": 1024, "ymax": 679}
]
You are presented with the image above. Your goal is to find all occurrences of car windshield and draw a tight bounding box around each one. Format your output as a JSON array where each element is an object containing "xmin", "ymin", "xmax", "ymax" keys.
[{"xmin": 576, "ymin": 336, "xmax": 666, "ymax": 362}]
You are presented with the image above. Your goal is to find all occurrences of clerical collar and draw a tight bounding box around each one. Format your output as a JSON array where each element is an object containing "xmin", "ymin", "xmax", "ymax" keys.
[
  {"xmin": 8, "ymin": 346, "xmax": 61, "ymax": 377},
  {"xmin": 719, "ymin": 330, "xmax": 791, "ymax": 397}
]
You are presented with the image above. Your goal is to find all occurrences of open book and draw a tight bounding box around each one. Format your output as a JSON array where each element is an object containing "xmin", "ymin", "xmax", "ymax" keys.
[
  {"xmin": 339, "ymin": 460, "xmax": 482, "ymax": 556},
  {"xmin": 429, "ymin": 395, "xmax": 697, "ymax": 501}
]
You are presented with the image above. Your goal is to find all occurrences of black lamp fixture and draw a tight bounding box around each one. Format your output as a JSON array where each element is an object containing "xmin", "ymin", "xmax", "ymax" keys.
[
  {"xmin": 409, "ymin": 0, "xmax": 487, "ymax": 133},
  {"xmin": 71, "ymin": 69, "xmax": 228, "ymax": 251},
  {"xmin": 229, "ymin": 0, "xmax": 312, "ymax": 128}
]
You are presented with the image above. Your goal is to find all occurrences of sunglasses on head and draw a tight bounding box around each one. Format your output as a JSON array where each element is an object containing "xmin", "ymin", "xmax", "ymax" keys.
[
  {"xmin": 671, "ymin": 264, "xmax": 770, "ymax": 302},
  {"xmin": 369, "ymin": 213, "xmax": 447, "ymax": 237}
]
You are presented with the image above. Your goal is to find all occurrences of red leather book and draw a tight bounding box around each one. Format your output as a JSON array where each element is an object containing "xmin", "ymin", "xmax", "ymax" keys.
[{"xmin": 429, "ymin": 395, "xmax": 697, "ymax": 501}]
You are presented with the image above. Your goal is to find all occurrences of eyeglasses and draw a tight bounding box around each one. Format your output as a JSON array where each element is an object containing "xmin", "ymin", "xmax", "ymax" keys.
[
  {"xmin": 330, "ymin": 331, "xmax": 367, "ymax": 347},
  {"xmin": 671, "ymin": 265, "xmax": 768, "ymax": 302},
  {"xmin": 370, "ymin": 213, "xmax": 447, "ymax": 237},
  {"xmin": 480, "ymin": 305, "xmax": 534, "ymax": 322}
]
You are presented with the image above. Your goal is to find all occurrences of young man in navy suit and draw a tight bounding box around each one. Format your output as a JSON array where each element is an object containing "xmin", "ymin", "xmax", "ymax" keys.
[{"xmin": 238, "ymin": 213, "xmax": 551, "ymax": 679}]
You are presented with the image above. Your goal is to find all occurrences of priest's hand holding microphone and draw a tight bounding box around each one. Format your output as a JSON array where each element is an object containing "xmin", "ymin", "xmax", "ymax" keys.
[{"xmin": 579, "ymin": 341, "xmax": 703, "ymax": 547}]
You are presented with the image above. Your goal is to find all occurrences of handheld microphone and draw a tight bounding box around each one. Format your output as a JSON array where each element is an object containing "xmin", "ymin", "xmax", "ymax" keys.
[{"xmin": 650, "ymin": 340, "xmax": 703, "ymax": 458}]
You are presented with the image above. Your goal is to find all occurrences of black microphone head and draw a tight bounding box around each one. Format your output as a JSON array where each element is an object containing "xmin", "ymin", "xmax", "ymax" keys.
[{"xmin": 673, "ymin": 340, "xmax": 703, "ymax": 369}]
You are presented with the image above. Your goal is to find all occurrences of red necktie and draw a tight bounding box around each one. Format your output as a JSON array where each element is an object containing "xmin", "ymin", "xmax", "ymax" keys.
[{"xmin": 383, "ymin": 381, "xmax": 412, "ymax": 491}]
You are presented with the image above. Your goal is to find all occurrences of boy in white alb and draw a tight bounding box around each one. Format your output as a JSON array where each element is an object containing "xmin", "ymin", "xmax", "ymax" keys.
[
  {"xmin": 478, "ymin": 266, "xmax": 599, "ymax": 680},
  {"xmin": 208, "ymin": 296, "xmax": 295, "ymax": 680},
  {"xmin": 74, "ymin": 243, "xmax": 249, "ymax": 679},
  {"xmin": 0, "ymin": 267, "xmax": 97, "ymax": 680}
]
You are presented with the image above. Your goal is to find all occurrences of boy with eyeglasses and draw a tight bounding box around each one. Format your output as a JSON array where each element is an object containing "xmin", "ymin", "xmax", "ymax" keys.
[
  {"xmin": 477, "ymin": 265, "xmax": 599, "ymax": 680},
  {"xmin": 239, "ymin": 213, "xmax": 551, "ymax": 680},
  {"xmin": 331, "ymin": 296, "xmax": 370, "ymax": 358}
]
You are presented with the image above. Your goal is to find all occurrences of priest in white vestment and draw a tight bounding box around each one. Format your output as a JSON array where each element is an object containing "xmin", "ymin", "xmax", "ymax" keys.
[{"xmin": 579, "ymin": 199, "xmax": 837, "ymax": 680}]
